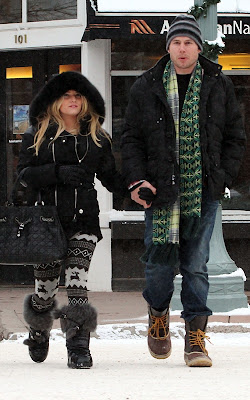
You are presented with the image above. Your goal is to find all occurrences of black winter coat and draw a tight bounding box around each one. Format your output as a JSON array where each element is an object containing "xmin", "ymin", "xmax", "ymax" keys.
[
  {"xmin": 18, "ymin": 124, "xmax": 125, "ymax": 242},
  {"xmin": 121, "ymin": 54, "xmax": 246, "ymax": 207}
]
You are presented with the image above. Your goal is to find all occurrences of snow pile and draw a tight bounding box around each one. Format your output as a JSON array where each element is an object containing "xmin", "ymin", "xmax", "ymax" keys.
[
  {"xmin": 205, "ymin": 28, "xmax": 225, "ymax": 48},
  {"xmin": 6, "ymin": 320, "xmax": 250, "ymax": 346}
]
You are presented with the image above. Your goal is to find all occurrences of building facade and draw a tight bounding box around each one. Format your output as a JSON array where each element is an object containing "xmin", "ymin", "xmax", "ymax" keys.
[{"xmin": 1, "ymin": 0, "xmax": 250, "ymax": 290}]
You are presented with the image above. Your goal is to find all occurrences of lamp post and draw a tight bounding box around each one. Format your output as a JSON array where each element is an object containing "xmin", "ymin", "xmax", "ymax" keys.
[{"xmin": 171, "ymin": 0, "xmax": 248, "ymax": 311}]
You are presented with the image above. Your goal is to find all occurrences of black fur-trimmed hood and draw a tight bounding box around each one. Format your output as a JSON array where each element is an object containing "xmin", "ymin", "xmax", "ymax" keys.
[{"xmin": 29, "ymin": 71, "xmax": 105, "ymax": 126}]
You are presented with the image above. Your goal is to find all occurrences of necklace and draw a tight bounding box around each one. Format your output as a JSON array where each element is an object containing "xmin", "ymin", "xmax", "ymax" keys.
[{"xmin": 74, "ymin": 135, "xmax": 89, "ymax": 164}]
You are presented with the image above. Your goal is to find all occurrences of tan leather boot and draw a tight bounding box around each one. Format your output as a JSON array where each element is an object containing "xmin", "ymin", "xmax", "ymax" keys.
[
  {"xmin": 147, "ymin": 307, "xmax": 171, "ymax": 359},
  {"xmin": 184, "ymin": 316, "xmax": 212, "ymax": 367}
]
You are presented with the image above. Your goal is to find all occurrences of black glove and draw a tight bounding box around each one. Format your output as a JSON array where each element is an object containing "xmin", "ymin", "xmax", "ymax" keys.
[
  {"xmin": 138, "ymin": 187, "xmax": 155, "ymax": 205},
  {"xmin": 57, "ymin": 165, "xmax": 88, "ymax": 186}
]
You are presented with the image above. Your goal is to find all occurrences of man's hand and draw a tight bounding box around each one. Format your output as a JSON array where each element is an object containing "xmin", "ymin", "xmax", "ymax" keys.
[{"xmin": 130, "ymin": 181, "xmax": 156, "ymax": 208}]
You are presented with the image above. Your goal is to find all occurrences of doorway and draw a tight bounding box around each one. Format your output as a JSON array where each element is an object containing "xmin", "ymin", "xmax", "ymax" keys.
[{"xmin": 0, "ymin": 47, "xmax": 81, "ymax": 284}]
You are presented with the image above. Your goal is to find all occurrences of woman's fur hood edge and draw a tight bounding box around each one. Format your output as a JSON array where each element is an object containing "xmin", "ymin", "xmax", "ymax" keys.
[{"xmin": 29, "ymin": 71, "xmax": 105, "ymax": 126}]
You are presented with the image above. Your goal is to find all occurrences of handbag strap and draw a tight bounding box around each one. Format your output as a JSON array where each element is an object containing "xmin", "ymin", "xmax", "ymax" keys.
[
  {"xmin": 8, "ymin": 168, "xmax": 43, "ymax": 206},
  {"xmin": 8, "ymin": 168, "xmax": 29, "ymax": 205}
]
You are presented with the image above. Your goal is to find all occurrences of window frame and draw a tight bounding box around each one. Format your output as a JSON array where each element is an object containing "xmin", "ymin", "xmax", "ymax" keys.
[{"xmin": 0, "ymin": 0, "xmax": 84, "ymax": 29}]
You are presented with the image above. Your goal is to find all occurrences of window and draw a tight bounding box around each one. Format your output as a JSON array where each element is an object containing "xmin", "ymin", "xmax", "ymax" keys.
[
  {"xmin": 0, "ymin": 0, "xmax": 21, "ymax": 24},
  {"xmin": 0, "ymin": 0, "xmax": 78, "ymax": 24},
  {"xmin": 27, "ymin": 0, "xmax": 77, "ymax": 22}
]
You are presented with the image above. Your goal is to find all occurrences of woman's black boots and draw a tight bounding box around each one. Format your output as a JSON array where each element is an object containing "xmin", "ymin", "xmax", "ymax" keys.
[
  {"xmin": 23, "ymin": 294, "xmax": 56, "ymax": 363},
  {"xmin": 55, "ymin": 303, "xmax": 97, "ymax": 369}
]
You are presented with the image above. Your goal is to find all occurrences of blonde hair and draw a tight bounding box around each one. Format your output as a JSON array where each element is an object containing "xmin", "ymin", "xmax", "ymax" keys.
[{"xmin": 31, "ymin": 95, "xmax": 107, "ymax": 155}]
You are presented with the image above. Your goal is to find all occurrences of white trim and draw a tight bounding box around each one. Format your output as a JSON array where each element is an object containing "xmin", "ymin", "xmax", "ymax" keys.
[
  {"xmin": 222, "ymin": 210, "xmax": 250, "ymax": 223},
  {"xmin": 112, "ymin": 70, "xmax": 250, "ymax": 76},
  {"xmin": 111, "ymin": 70, "xmax": 145, "ymax": 76},
  {"xmin": 0, "ymin": 19, "xmax": 83, "ymax": 31},
  {"xmin": 107, "ymin": 210, "xmax": 250, "ymax": 223},
  {"xmin": 223, "ymin": 70, "xmax": 250, "ymax": 75},
  {"xmin": 22, "ymin": 0, "xmax": 27, "ymax": 24},
  {"xmin": 86, "ymin": 11, "xmax": 250, "ymax": 17}
]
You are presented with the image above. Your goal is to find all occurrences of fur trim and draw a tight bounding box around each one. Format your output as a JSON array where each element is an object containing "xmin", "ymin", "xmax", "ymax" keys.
[
  {"xmin": 29, "ymin": 71, "xmax": 105, "ymax": 126},
  {"xmin": 23, "ymin": 295, "xmax": 57, "ymax": 331},
  {"xmin": 54, "ymin": 303, "xmax": 97, "ymax": 339}
]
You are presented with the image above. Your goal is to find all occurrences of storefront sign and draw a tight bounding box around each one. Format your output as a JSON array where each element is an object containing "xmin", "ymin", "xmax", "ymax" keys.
[{"xmin": 82, "ymin": 1, "xmax": 250, "ymax": 41}]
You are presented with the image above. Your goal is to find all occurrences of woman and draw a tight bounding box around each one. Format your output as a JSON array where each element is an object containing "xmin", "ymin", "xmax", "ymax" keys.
[{"xmin": 17, "ymin": 71, "xmax": 126, "ymax": 369}]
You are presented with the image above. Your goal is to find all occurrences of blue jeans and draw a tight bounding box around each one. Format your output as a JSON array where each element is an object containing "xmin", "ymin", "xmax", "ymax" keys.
[{"xmin": 143, "ymin": 188, "xmax": 219, "ymax": 321}]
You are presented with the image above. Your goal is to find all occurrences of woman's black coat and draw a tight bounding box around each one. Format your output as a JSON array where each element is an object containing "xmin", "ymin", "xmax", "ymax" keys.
[
  {"xmin": 17, "ymin": 74, "xmax": 125, "ymax": 241},
  {"xmin": 121, "ymin": 54, "xmax": 246, "ymax": 207}
]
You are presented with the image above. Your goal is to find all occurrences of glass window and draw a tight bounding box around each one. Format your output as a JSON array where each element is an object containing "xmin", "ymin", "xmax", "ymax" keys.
[
  {"xmin": 59, "ymin": 64, "xmax": 81, "ymax": 73},
  {"xmin": 27, "ymin": 0, "xmax": 77, "ymax": 22},
  {"xmin": 221, "ymin": 75, "xmax": 250, "ymax": 211},
  {"xmin": 0, "ymin": 0, "xmax": 21, "ymax": 24},
  {"xmin": 5, "ymin": 67, "xmax": 33, "ymax": 197},
  {"xmin": 6, "ymin": 66, "xmax": 33, "ymax": 79},
  {"xmin": 111, "ymin": 38, "xmax": 166, "ymax": 71},
  {"xmin": 112, "ymin": 76, "xmax": 143, "ymax": 211},
  {"xmin": 219, "ymin": 54, "xmax": 250, "ymax": 70}
]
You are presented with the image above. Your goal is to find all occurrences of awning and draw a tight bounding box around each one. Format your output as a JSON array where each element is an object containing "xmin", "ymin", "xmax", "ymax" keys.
[{"xmin": 82, "ymin": 0, "xmax": 250, "ymax": 42}]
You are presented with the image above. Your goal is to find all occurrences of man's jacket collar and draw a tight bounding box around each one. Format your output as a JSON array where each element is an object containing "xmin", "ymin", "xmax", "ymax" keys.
[{"xmin": 143, "ymin": 53, "xmax": 222, "ymax": 84}]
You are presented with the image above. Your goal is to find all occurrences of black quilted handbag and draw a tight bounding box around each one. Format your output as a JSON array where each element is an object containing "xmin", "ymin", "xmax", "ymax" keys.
[{"xmin": 0, "ymin": 169, "xmax": 68, "ymax": 265}]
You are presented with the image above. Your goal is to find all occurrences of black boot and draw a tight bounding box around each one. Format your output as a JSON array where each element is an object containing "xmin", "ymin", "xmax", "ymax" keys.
[
  {"xmin": 23, "ymin": 295, "xmax": 56, "ymax": 363},
  {"xmin": 54, "ymin": 303, "xmax": 97, "ymax": 369}
]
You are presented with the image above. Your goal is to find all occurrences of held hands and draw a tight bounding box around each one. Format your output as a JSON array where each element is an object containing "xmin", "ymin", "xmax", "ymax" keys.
[
  {"xmin": 57, "ymin": 165, "xmax": 89, "ymax": 186},
  {"xmin": 131, "ymin": 181, "xmax": 156, "ymax": 209}
]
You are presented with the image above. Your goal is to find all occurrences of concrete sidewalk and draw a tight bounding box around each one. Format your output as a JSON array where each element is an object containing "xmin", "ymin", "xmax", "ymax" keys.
[
  {"xmin": 0, "ymin": 286, "xmax": 250, "ymax": 340},
  {"xmin": 1, "ymin": 340, "xmax": 250, "ymax": 400},
  {"xmin": 1, "ymin": 287, "xmax": 250, "ymax": 400}
]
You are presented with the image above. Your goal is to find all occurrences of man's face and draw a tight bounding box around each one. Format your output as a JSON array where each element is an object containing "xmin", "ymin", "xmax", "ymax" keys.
[{"xmin": 168, "ymin": 36, "xmax": 201, "ymax": 74}]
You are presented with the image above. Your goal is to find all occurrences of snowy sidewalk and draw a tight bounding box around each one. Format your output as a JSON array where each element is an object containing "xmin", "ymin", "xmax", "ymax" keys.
[
  {"xmin": 1, "ymin": 288, "xmax": 250, "ymax": 400},
  {"xmin": 1, "ymin": 336, "xmax": 250, "ymax": 400}
]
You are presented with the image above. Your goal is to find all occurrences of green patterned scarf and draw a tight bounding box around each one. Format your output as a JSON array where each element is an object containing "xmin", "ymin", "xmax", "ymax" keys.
[{"xmin": 142, "ymin": 61, "xmax": 202, "ymax": 265}]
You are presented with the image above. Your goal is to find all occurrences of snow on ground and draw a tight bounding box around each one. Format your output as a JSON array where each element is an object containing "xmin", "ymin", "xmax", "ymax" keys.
[
  {"xmin": 1, "ymin": 340, "xmax": 249, "ymax": 400},
  {"xmin": 5, "ymin": 320, "xmax": 250, "ymax": 347},
  {"xmin": 2, "ymin": 312, "xmax": 250, "ymax": 400}
]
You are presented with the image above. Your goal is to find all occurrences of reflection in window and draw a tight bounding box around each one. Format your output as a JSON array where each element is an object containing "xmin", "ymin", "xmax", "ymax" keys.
[
  {"xmin": 6, "ymin": 66, "xmax": 33, "ymax": 79},
  {"xmin": 112, "ymin": 76, "xmax": 145, "ymax": 211},
  {"xmin": 219, "ymin": 54, "xmax": 250, "ymax": 70},
  {"xmin": 27, "ymin": 0, "xmax": 77, "ymax": 22},
  {"xmin": 221, "ymin": 75, "xmax": 250, "ymax": 211},
  {"xmin": 59, "ymin": 64, "xmax": 81, "ymax": 73},
  {"xmin": 111, "ymin": 38, "xmax": 166, "ymax": 71},
  {"xmin": 0, "ymin": 0, "xmax": 21, "ymax": 24}
]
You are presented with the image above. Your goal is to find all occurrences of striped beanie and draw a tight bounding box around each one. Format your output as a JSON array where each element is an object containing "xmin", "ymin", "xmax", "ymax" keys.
[{"xmin": 166, "ymin": 14, "xmax": 203, "ymax": 51}]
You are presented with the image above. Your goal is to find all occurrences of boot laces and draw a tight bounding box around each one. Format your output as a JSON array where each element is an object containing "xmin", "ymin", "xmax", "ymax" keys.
[
  {"xmin": 189, "ymin": 329, "xmax": 212, "ymax": 355},
  {"xmin": 148, "ymin": 314, "xmax": 168, "ymax": 340}
]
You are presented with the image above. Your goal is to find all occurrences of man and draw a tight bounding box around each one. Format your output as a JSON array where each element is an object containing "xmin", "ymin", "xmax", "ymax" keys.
[{"xmin": 120, "ymin": 14, "xmax": 245, "ymax": 367}]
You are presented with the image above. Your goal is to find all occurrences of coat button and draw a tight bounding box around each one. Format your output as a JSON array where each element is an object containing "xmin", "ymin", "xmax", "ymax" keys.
[{"xmin": 79, "ymin": 209, "xmax": 84, "ymax": 214}]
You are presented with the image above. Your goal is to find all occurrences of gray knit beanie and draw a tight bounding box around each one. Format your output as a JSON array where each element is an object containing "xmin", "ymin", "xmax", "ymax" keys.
[{"xmin": 166, "ymin": 14, "xmax": 203, "ymax": 51}]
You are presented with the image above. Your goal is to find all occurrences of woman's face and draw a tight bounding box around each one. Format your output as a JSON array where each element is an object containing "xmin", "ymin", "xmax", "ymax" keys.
[{"xmin": 59, "ymin": 90, "xmax": 83, "ymax": 119}]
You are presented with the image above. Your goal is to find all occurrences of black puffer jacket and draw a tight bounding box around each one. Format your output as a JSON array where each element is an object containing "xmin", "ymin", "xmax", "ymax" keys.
[
  {"xmin": 121, "ymin": 54, "xmax": 246, "ymax": 206},
  {"xmin": 17, "ymin": 73, "xmax": 126, "ymax": 241}
]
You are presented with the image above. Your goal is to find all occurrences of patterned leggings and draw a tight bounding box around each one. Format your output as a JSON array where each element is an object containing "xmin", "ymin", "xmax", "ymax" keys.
[{"xmin": 31, "ymin": 233, "xmax": 97, "ymax": 312}]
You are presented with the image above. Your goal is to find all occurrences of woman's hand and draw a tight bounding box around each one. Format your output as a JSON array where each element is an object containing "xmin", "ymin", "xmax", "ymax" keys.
[{"xmin": 57, "ymin": 165, "xmax": 88, "ymax": 186}]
